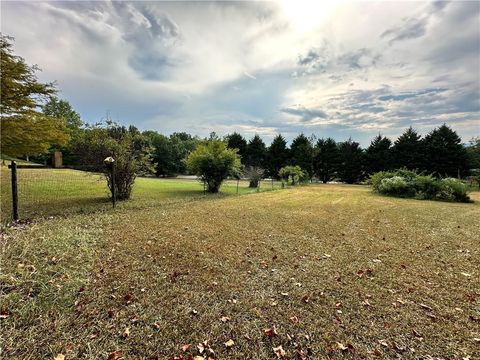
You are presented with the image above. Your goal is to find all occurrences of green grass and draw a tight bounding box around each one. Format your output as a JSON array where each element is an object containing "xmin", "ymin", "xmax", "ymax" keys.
[
  {"xmin": 1, "ymin": 184, "xmax": 479, "ymax": 359},
  {"xmin": 0, "ymin": 166, "xmax": 283, "ymax": 222}
]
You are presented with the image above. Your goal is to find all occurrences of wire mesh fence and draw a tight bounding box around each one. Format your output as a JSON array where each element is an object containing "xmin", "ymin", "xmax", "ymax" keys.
[
  {"xmin": 1, "ymin": 161, "xmax": 285, "ymax": 224},
  {"xmin": 1, "ymin": 164, "xmax": 111, "ymax": 222}
]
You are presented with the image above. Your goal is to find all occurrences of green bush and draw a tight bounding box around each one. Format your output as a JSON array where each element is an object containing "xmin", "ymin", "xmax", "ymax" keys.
[
  {"xmin": 437, "ymin": 178, "xmax": 470, "ymax": 202},
  {"xmin": 278, "ymin": 165, "xmax": 307, "ymax": 186},
  {"xmin": 369, "ymin": 170, "xmax": 471, "ymax": 203},
  {"xmin": 186, "ymin": 139, "xmax": 241, "ymax": 193}
]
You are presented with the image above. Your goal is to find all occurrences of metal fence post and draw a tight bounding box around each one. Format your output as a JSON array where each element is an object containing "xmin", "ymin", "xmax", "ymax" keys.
[
  {"xmin": 10, "ymin": 161, "xmax": 19, "ymax": 221},
  {"xmin": 111, "ymin": 161, "xmax": 116, "ymax": 208}
]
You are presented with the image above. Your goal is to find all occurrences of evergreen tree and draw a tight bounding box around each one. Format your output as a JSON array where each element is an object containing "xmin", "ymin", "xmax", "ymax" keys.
[
  {"xmin": 267, "ymin": 134, "xmax": 288, "ymax": 178},
  {"xmin": 314, "ymin": 137, "xmax": 340, "ymax": 183},
  {"xmin": 423, "ymin": 124, "xmax": 468, "ymax": 177},
  {"xmin": 466, "ymin": 137, "xmax": 480, "ymax": 172},
  {"xmin": 289, "ymin": 133, "xmax": 314, "ymax": 178},
  {"xmin": 365, "ymin": 134, "xmax": 392, "ymax": 174},
  {"xmin": 337, "ymin": 138, "xmax": 364, "ymax": 184},
  {"xmin": 391, "ymin": 127, "xmax": 423, "ymax": 170},
  {"xmin": 245, "ymin": 134, "xmax": 267, "ymax": 167},
  {"xmin": 225, "ymin": 132, "xmax": 247, "ymax": 162}
]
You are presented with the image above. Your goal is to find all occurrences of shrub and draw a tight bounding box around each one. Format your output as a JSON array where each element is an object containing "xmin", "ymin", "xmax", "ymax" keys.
[
  {"xmin": 436, "ymin": 178, "xmax": 470, "ymax": 202},
  {"xmin": 378, "ymin": 176, "xmax": 413, "ymax": 197},
  {"xmin": 278, "ymin": 165, "xmax": 307, "ymax": 186},
  {"xmin": 369, "ymin": 169, "xmax": 471, "ymax": 203},
  {"xmin": 186, "ymin": 140, "xmax": 241, "ymax": 193},
  {"xmin": 413, "ymin": 175, "xmax": 440, "ymax": 200}
]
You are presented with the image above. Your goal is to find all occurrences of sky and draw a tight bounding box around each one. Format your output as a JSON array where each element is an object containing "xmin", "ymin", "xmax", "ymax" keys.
[{"xmin": 2, "ymin": 0, "xmax": 479, "ymax": 145}]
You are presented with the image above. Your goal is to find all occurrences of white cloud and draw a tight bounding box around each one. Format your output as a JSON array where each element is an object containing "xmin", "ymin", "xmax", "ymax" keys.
[{"xmin": 2, "ymin": 0, "xmax": 478, "ymax": 144}]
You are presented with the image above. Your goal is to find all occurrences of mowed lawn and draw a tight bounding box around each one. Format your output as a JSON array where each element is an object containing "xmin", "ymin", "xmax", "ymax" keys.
[
  {"xmin": 0, "ymin": 166, "xmax": 281, "ymax": 222},
  {"xmin": 1, "ymin": 185, "xmax": 479, "ymax": 359}
]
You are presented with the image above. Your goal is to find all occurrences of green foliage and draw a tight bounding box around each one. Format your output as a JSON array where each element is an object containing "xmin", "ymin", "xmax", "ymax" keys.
[
  {"xmin": 186, "ymin": 140, "xmax": 241, "ymax": 193},
  {"xmin": 365, "ymin": 135, "xmax": 392, "ymax": 174},
  {"xmin": 144, "ymin": 131, "xmax": 198, "ymax": 176},
  {"xmin": 369, "ymin": 169, "xmax": 470, "ymax": 203},
  {"xmin": 278, "ymin": 165, "xmax": 306, "ymax": 186},
  {"xmin": 42, "ymin": 97, "xmax": 83, "ymax": 132},
  {"xmin": 225, "ymin": 132, "xmax": 247, "ymax": 160},
  {"xmin": 437, "ymin": 178, "xmax": 470, "ymax": 202},
  {"xmin": 289, "ymin": 134, "xmax": 314, "ymax": 178},
  {"xmin": 423, "ymin": 124, "xmax": 468, "ymax": 177},
  {"xmin": 0, "ymin": 35, "xmax": 68, "ymax": 156},
  {"xmin": 267, "ymin": 134, "xmax": 288, "ymax": 179},
  {"xmin": 314, "ymin": 137, "xmax": 339, "ymax": 183},
  {"xmin": 69, "ymin": 123, "xmax": 152, "ymax": 200},
  {"xmin": 391, "ymin": 127, "xmax": 423, "ymax": 170},
  {"xmin": 337, "ymin": 138, "xmax": 364, "ymax": 184},
  {"xmin": 245, "ymin": 135, "xmax": 267, "ymax": 167}
]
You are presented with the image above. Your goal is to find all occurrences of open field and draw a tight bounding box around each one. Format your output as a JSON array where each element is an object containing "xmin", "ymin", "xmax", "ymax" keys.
[
  {"xmin": 1, "ymin": 184, "xmax": 479, "ymax": 359},
  {"xmin": 0, "ymin": 167, "xmax": 282, "ymax": 222}
]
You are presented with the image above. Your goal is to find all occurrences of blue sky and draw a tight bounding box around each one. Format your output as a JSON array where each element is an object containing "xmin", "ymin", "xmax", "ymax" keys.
[{"xmin": 2, "ymin": 0, "xmax": 479, "ymax": 145}]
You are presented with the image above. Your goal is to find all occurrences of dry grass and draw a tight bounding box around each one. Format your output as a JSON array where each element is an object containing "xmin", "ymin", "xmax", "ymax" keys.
[{"xmin": 1, "ymin": 185, "xmax": 479, "ymax": 359}]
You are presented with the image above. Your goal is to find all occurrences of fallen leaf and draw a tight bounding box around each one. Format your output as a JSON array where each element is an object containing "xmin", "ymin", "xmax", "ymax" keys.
[
  {"xmin": 264, "ymin": 326, "xmax": 278, "ymax": 337},
  {"xmin": 108, "ymin": 351, "xmax": 121, "ymax": 360},
  {"xmin": 122, "ymin": 327, "xmax": 130, "ymax": 338},
  {"xmin": 373, "ymin": 348, "xmax": 382, "ymax": 356},
  {"xmin": 181, "ymin": 344, "xmax": 191, "ymax": 352},
  {"xmin": 54, "ymin": 354, "xmax": 65, "ymax": 360},
  {"xmin": 220, "ymin": 316, "xmax": 230, "ymax": 323},
  {"xmin": 336, "ymin": 342, "xmax": 348, "ymax": 351},
  {"xmin": 224, "ymin": 339, "xmax": 235, "ymax": 348},
  {"xmin": 379, "ymin": 339, "xmax": 389, "ymax": 347},
  {"xmin": 191, "ymin": 309, "xmax": 198, "ymax": 315},
  {"xmin": 272, "ymin": 345, "xmax": 286, "ymax": 358},
  {"xmin": 289, "ymin": 316, "xmax": 299, "ymax": 324}
]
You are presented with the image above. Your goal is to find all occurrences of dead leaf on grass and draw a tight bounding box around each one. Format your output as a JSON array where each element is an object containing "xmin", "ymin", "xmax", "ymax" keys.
[
  {"xmin": 108, "ymin": 351, "xmax": 121, "ymax": 360},
  {"xmin": 264, "ymin": 326, "xmax": 278, "ymax": 337},
  {"xmin": 289, "ymin": 316, "xmax": 299, "ymax": 324},
  {"xmin": 122, "ymin": 327, "xmax": 130, "ymax": 338},
  {"xmin": 54, "ymin": 354, "xmax": 65, "ymax": 360},
  {"xmin": 272, "ymin": 345, "xmax": 285, "ymax": 358},
  {"xmin": 220, "ymin": 316, "xmax": 230, "ymax": 323},
  {"xmin": 224, "ymin": 339, "xmax": 235, "ymax": 348},
  {"xmin": 181, "ymin": 344, "xmax": 191, "ymax": 352}
]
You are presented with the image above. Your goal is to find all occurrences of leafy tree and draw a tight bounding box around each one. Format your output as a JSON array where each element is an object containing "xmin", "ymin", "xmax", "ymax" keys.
[
  {"xmin": 143, "ymin": 131, "xmax": 198, "ymax": 176},
  {"xmin": 278, "ymin": 165, "xmax": 307, "ymax": 186},
  {"xmin": 314, "ymin": 137, "xmax": 340, "ymax": 183},
  {"xmin": 245, "ymin": 134, "xmax": 267, "ymax": 167},
  {"xmin": 365, "ymin": 134, "xmax": 392, "ymax": 174},
  {"xmin": 186, "ymin": 139, "xmax": 241, "ymax": 193},
  {"xmin": 466, "ymin": 137, "xmax": 480, "ymax": 171},
  {"xmin": 42, "ymin": 97, "xmax": 83, "ymax": 132},
  {"xmin": 337, "ymin": 138, "xmax": 364, "ymax": 184},
  {"xmin": 289, "ymin": 134, "xmax": 314, "ymax": 178},
  {"xmin": 391, "ymin": 127, "xmax": 423, "ymax": 170},
  {"xmin": 70, "ymin": 123, "xmax": 152, "ymax": 200},
  {"xmin": 1, "ymin": 35, "xmax": 68, "ymax": 156},
  {"xmin": 225, "ymin": 132, "xmax": 247, "ymax": 161},
  {"xmin": 267, "ymin": 134, "xmax": 288, "ymax": 179},
  {"xmin": 423, "ymin": 124, "xmax": 468, "ymax": 177}
]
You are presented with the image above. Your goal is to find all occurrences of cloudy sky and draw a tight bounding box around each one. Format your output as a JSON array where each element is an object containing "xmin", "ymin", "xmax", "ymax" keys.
[{"xmin": 2, "ymin": 0, "xmax": 479, "ymax": 145}]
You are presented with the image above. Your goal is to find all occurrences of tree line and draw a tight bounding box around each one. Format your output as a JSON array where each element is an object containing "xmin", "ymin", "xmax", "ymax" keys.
[{"xmin": 2, "ymin": 33, "xmax": 479, "ymax": 195}]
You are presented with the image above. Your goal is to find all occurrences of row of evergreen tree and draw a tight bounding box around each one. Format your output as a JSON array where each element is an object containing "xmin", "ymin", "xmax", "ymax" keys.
[{"xmin": 225, "ymin": 125, "xmax": 477, "ymax": 183}]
